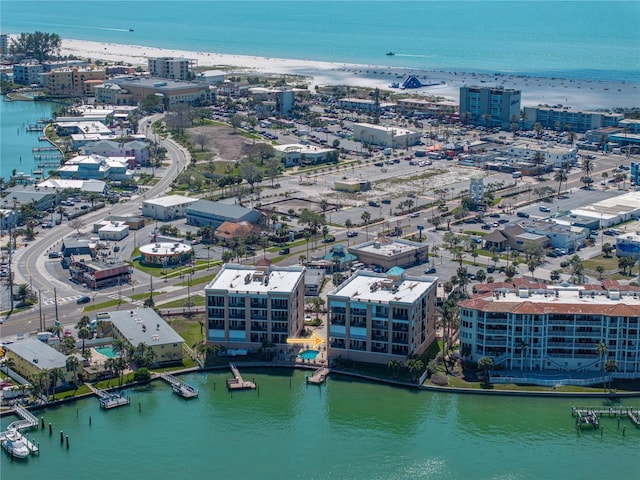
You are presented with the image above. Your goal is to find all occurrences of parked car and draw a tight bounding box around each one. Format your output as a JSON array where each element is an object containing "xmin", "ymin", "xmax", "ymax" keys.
[
  {"xmin": 410, "ymin": 212, "xmax": 420, "ymax": 218},
  {"xmin": 539, "ymin": 206, "xmax": 551, "ymax": 212},
  {"xmin": 48, "ymin": 251, "xmax": 60, "ymax": 259},
  {"xmin": 517, "ymin": 211, "xmax": 530, "ymax": 218},
  {"xmin": 347, "ymin": 231, "xmax": 359, "ymax": 237},
  {"xmin": 424, "ymin": 267, "xmax": 437, "ymax": 274},
  {"xmin": 323, "ymin": 235, "xmax": 336, "ymax": 243}
]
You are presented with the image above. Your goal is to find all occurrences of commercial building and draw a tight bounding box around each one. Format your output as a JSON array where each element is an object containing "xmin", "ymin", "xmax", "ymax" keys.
[
  {"xmin": 523, "ymin": 106, "xmax": 624, "ymax": 133},
  {"xmin": 4, "ymin": 339, "xmax": 74, "ymax": 387},
  {"xmin": 459, "ymin": 86, "xmax": 521, "ymax": 129},
  {"xmin": 333, "ymin": 179, "xmax": 371, "ymax": 193},
  {"xmin": 616, "ymin": 233, "xmax": 640, "ymax": 260},
  {"xmin": 148, "ymin": 57, "xmax": 196, "ymax": 80},
  {"xmin": 57, "ymin": 154, "xmax": 134, "ymax": 181},
  {"xmin": 519, "ymin": 219, "xmax": 589, "ymax": 253},
  {"xmin": 327, "ymin": 270, "xmax": 437, "ymax": 364},
  {"xmin": 141, "ymin": 195, "xmax": 199, "ymax": 221},
  {"xmin": 37, "ymin": 179, "xmax": 107, "ymax": 194},
  {"xmin": 304, "ymin": 268, "xmax": 326, "ymax": 296},
  {"xmin": 97, "ymin": 221, "xmax": 130, "ymax": 241},
  {"xmin": 570, "ymin": 191, "xmax": 640, "ymax": 228},
  {"xmin": 42, "ymin": 66, "xmax": 106, "ymax": 96},
  {"xmin": 273, "ymin": 143, "xmax": 338, "ymax": 167},
  {"xmin": 69, "ymin": 257, "xmax": 132, "ymax": 289},
  {"xmin": 0, "ymin": 208, "xmax": 19, "ymax": 233},
  {"xmin": 459, "ymin": 281, "xmax": 640, "ymax": 376},
  {"xmin": 186, "ymin": 199, "xmax": 261, "ymax": 229},
  {"xmin": 469, "ymin": 175, "xmax": 485, "ymax": 205},
  {"xmin": 80, "ymin": 139, "xmax": 150, "ymax": 166},
  {"xmin": 395, "ymin": 98, "xmax": 458, "ymax": 117},
  {"xmin": 353, "ymin": 123, "xmax": 422, "ymax": 148},
  {"xmin": 249, "ymin": 87, "xmax": 295, "ymax": 115},
  {"xmin": 349, "ymin": 238, "xmax": 429, "ymax": 271},
  {"xmin": 507, "ymin": 141, "xmax": 578, "ymax": 169},
  {"xmin": 104, "ymin": 77, "xmax": 214, "ymax": 107},
  {"xmin": 205, "ymin": 264, "xmax": 306, "ymax": 347},
  {"xmin": 139, "ymin": 242, "xmax": 193, "ymax": 266},
  {"xmin": 105, "ymin": 309, "xmax": 185, "ymax": 365}
]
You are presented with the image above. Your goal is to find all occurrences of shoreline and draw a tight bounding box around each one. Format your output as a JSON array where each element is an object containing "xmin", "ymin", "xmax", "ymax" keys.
[{"xmin": 60, "ymin": 37, "xmax": 640, "ymax": 111}]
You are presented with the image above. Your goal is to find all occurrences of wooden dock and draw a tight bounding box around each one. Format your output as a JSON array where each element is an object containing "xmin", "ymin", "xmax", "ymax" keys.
[
  {"xmin": 0, "ymin": 406, "xmax": 40, "ymax": 455},
  {"xmin": 226, "ymin": 363, "xmax": 256, "ymax": 390},
  {"xmin": 160, "ymin": 372, "xmax": 199, "ymax": 398},
  {"xmin": 94, "ymin": 387, "xmax": 130, "ymax": 409},
  {"xmin": 306, "ymin": 367, "xmax": 329, "ymax": 385},
  {"xmin": 572, "ymin": 406, "xmax": 640, "ymax": 428}
]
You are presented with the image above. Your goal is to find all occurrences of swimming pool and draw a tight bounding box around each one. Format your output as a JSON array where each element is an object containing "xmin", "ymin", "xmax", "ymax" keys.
[
  {"xmin": 298, "ymin": 349, "xmax": 319, "ymax": 360},
  {"xmin": 94, "ymin": 346, "xmax": 119, "ymax": 358}
]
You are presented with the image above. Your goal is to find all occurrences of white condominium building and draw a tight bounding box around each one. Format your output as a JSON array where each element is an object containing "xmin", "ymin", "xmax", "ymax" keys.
[
  {"xmin": 205, "ymin": 264, "xmax": 305, "ymax": 348},
  {"xmin": 459, "ymin": 281, "xmax": 640, "ymax": 376},
  {"xmin": 328, "ymin": 270, "xmax": 437, "ymax": 364}
]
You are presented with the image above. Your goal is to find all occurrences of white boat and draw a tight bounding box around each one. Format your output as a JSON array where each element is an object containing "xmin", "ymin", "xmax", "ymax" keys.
[{"xmin": 2, "ymin": 429, "xmax": 30, "ymax": 459}]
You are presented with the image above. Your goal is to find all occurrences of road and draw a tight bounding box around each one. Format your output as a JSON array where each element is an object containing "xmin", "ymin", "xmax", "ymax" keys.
[{"xmin": 2, "ymin": 113, "xmax": 190, "ymax": 336}]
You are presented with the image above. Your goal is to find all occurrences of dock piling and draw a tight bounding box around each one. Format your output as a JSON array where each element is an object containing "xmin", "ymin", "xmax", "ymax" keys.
[
  {"xmin": 49, "ymin": 423, "xmax": 52, "ymax": 435},
  {"xmin": 60, "ymin": 431, "xmax": 64, "ymax": 444}
]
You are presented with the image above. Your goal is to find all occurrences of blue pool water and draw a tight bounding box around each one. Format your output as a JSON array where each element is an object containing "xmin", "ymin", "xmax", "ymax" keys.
[
  {"xmin": 298, "ymin": 350, "xmax": 319, "ymax": 360},
  {"xmin": 94, "ymin": 346, "xmax": 118, "ymax": 358}
]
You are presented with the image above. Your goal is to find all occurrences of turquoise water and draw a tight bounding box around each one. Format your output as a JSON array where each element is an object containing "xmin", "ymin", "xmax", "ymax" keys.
[
  {"xmin": 299, "ymin": 349, "xmax": 319, "ymax": 360},
  {"xmin": 0, "ymin": 369, "xmax": 638, "ymax": 479},
  {"xmin": 94, "ymin": 347, "xmax": 118, "ymax": 359},
  {"xmin": 0, "ymin": 97, "xmax": 58, "ymax": 182},
  {"xmin": 1, "ymin": 1, "xmax": 639, "ymax": 82}
]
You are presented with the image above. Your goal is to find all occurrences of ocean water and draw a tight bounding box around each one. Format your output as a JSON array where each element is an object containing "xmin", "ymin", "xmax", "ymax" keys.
[
  {"xmin": 1, "ymin": 1, "xmax": 639, "ymax": 82},
  {"xmin": 1, "ymin": 370, "xmax": 638, "ymax": 479},
  {"xmin": 0, "ymin": 97, "xmax": 58, "ymax": 183}
]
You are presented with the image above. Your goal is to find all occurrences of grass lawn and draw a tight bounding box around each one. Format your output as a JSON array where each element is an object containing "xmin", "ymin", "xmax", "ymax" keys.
[
  {"xmin": 83, "ymin": 298, "xmax": 129, "ymax": 312},
  {"xmin": 158, "ymin": 295, "xmax": 206, "ymax": 309},
  {"xmin": 582, "ymin": 254, "xmax": 619, "ymax": 271},
  {"xmin": 176, "ymin": 272, "xmax": 218, "ymax": 286},
  {"xmin": 166, "ymin": 315, "xmax": 205, "ymax": 347}
]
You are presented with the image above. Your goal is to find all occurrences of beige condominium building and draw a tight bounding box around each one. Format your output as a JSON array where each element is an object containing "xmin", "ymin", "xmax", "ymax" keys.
[
  {"xmin": 327, "ymin": 270, "xmax": 437, "ymax": 364},
  {"xmin": 205, "ymin": 264, "xmax": 306, "ymax": 348},
  {"xmin": 459, "ymin": 280, "xmax": 640, "ymax": 377}
]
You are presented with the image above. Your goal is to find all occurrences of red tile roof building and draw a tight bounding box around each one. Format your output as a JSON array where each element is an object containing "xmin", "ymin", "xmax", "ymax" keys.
[{"xmin": 459, "ymin": 280, "xmax": 640, "ymax": 376}]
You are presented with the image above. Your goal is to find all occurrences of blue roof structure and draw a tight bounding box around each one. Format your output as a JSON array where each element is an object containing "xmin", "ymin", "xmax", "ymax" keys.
[
  {"xmin": 386, "ymin": 266, "xmax": 405, "ymax": 277},
  {"xmin": 401, "ymin": 75, "xmax": 423, "ymax": 89}
]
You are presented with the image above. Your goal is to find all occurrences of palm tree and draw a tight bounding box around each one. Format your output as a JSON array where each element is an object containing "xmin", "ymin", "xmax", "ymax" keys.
[
  {"xmin": 3, "ymin": 357, "xmax": 15, "ymax": 375},
  {"xmin": 78, "ymin": 327, "xmax": 92, "ymax": 356},
  {"xmin": 604, "ymin": 359, "xmax": 617, "ymax": 393},
  {"xmin": 49, "ymin": 367, "xmax": 65, "ymax": 400},
  {"xmin": 532, "ymin": 151, "xmax": 545, "ymax": 178},
  {"xmin": 595, "ymin": 341, "xmax": 608, "ymax": 373},
  {"xmin": 345, "ymin": 218, "xmax": 353, "ymax": 235},
  {"xmin": 112, "ymin": 338, "xmax": 128, "ymax": 361},
  {"xmin": 405, "ymin": 358, "xmax": 425, "ymax": 383},
  {"xmin": 361, "ymin": 211, "xmax": 371, "ymax": 239},
  {"xmin": 553, "ymin": 169, "xmax": 568, "ymax": 196},
  {"xmin": 581, "ymin": 158, "xmax": 594, "ymax": 188},
  {"xmin": 65, "ymin": 355, "xmax": 80, "ymax": 386},
  {"xmin": 595, "ymin": 265, "xmax": 605, "ymax": 279}
]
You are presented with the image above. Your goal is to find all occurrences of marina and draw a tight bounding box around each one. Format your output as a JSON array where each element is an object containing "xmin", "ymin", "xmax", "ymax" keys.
[
  {"xmin": 572, "ymin": 405, "xmax": 640, "ymax": 429},
  {"xmin": 1, "ymin": 371, "xmax": 639, "ymax": 478}
]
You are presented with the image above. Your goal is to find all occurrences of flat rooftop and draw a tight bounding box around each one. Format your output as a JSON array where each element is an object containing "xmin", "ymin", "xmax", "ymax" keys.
[
  {"xmin": 350, "ymin": 239, "xmax": 423, "ymax": 257},
  {"xmin": 107, "ymin": 308, "xmax": 184, "ymax": 346},
  {"xmin": 206, "ymin": 264, "xmax": 304, "ymax": 294},
  {"xmin": 142, "ymin": 195, "xmax": 198, "ymax": 207},
  {"xmin": 329, "ymin": 271, "xmax": 435, "ymax": 304},
  {"xmin": 571, "ymin": 191, "xmax": 640, "ymax": 220}
]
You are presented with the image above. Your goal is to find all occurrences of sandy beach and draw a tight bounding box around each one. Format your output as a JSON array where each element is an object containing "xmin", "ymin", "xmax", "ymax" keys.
[{"xmin": 60, "ymin": 38, "xmax": 639, "ymax": 111}]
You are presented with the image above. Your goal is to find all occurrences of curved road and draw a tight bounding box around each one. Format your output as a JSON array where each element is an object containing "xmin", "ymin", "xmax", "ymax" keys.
[{"xmin": 3, "ymin": 113, "xmax": 189, "ymax": 334}]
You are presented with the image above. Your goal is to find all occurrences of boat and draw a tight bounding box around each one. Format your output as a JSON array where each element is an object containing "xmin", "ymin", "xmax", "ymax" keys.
[
  {"xmin": 129, "ymin": 28, "xmax": 134, "ymax": 32},
  {"xmin": 386, "ymin": 51, "xmax": 395, "ymax": 56},
  {"xmin": 1, "ymin": 429, "xmax": 30, "ymax": 459}
]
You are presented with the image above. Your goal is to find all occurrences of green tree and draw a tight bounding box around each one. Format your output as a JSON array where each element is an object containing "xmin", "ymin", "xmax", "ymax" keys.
[
  {"xmin": 553, "ymin": 168, "xmax": 568, "ymax": 196},
  {"xmin": 238, "ymin": 158, "xmax": 264, "ymax": 192},
  {"xmin": 604, "ymin": 359, "xmax": 617, "ymax": 393},
  {"xmin": 405, "ymin": 358, "xmax": 425, "ymax": 383},
  {"xmin": 65, "ymin": 355, "xmax": 80, "ymax": 386},
  {"xmin": 10, "ymin": 31, "xmax": 61, "ymax": 61},
  {"xmin": 602, "ymin": 242, "xmax": 614, "ymax": 257},
  {"xmin": 477, "ymin": 356, "xmax": 494, "ymax": 385}
]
